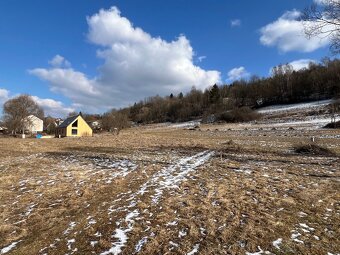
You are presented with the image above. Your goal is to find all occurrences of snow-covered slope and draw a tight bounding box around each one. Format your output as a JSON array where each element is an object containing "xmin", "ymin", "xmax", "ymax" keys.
[{"xmin": 257, "ymin": 99, "xmax": 333, "ymax": 114}]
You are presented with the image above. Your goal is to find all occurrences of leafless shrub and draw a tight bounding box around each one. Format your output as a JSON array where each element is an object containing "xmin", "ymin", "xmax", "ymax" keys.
[
  {"xmin": 294, "ymin": 143, "xmax": 336, "ymax": 156},
  {"xmin": 324, "ymin": 120, "xmax": 340, "ymax": 128},
  {"xmin": 217, "ymin": 107, "xmax": 260, "ymax": 123},
  {"xmin": 102, "ymin": 110, "xmax": 130, "ymax": 133}
]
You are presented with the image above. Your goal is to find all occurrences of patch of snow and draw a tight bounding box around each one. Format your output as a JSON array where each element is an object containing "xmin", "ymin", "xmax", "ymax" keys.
[
  {"xmin": 269, "ymin": 117, "xmax": 337, "ymax": 128},
  {"xmin": 272, "ymin": 238, "xmax": 282, "ymax": 250},
  {"xmin": 178, "ymin": 229, "xmax": 187, "ymax": 238},
  {"xmin": 90, "ymin": 241, "xmax": 98, "ymax": 247},
  {"xmin": 135, "ymin": 237, "xmax": 147, "ymax": 253},
  {"xmin": 169, "ymin": 241, "xmax": 179, "ymax": 247},
  {"xmin": 166, "ymin": 221, "xmax": 178, "ymax": 226},
  {"xmin": 67, "ymin": 239, "xmax": 75, "ymax": 251},
  {"xmin": 291, "ymin": 232, "xmax": 304, "ymax": 244},
  {"xmin": 245, "ymin": 246, "xmax": 267, "ymax": 255},
  {"xmin": 94, "ymin": 231, "xmax": 102, "ymax": 237},
  {"xmin": 170, "ymin": 121, "xmax": 200, "ymax": 129},
  {"xmin": 102, "ymin": 151, "xmax": 214, "ymax": 255},
  {"xmin": 298, "ymin": 212, "xmax": 307, "ymax": 217},
  {"xmin": 299, "ymin": 223, "xmax": 315, "ymax": 232},
  {"xmin": 257, "ymin": 99, "xmax": 332, "ymax": 114},
  {"xmin": 64, "ymin": 221, "xmax": 76, "ymax": 235},
  {"xmin": 187, "ymin": 244, "xmax": 200, "ymax": 255},
  {"xmin": 100, "ymin": 210, "xmax": 139, "ymax": 255},
  {"xmin": 0, "ymin": 241, "xmax": 21, "ymax": 254}
]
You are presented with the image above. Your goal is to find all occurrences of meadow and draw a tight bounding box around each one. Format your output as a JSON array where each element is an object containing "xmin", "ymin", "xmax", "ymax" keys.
[{"xmin": 0, "ymin": 119, "xmax": 339, "ymax": 254}]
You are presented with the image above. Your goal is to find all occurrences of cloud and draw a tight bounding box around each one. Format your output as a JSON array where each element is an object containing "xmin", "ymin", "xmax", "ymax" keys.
[
  {"xmin": 314, "ymin": 0, "xmax": 328, "ymax": 4},
  {"xmin": 0, "ymin": 88, "xmax": 73, "ymax": 118},
  {"xmin": 289, "ymin": 59, "xmax": 317, "ymax": 71},
  {"xmin": 269, "ymin": 59, "xmax": 318, "ymax": 75},
  {"xmin": 48, "ymin": 55, "xmax": 71, "ymax": 68},
  {"xmin": 231, "ymin": 19, "xmax": 241, "ymax": 27},
  {"xmin": 227, "ymin": 67, "xmax": 250, "ymax": 81},
  {"xmin": 0, "ymin": 88, "xmax": 10, "ymax": 105},
  {"xmin": 0, "ymin": 88, "xmax": 10, "ymax": 117},
  {"xmin": 197, "ymin": 56, "xmax": 206, "ymax": 62},
  {"xmin": 31, "ymin": 96, "xmax": 75, "ymax": 117},
  {"xmin": 260, "ymin": 9, "xmax": 330, "ymax": 52},
  {"xmin": 30, "ymin": 7, "xmax": 221, "ymax": 113}
]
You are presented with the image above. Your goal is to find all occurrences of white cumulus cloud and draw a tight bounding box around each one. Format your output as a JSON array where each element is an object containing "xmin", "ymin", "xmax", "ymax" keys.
[
  {"xmin": 269, "ymin": 59, "xmax": 317, "ymax": 75},
  {"xmin": 31, "ymin": 96, "xmax": 75, "ymax": 117},
  {"xmin": 260, "ymin": 9, "xmax": 330, "ymax": 52},
  {"xmin": 0, "ymin": 88, "xmax": 73, "ymax": 118},
  {"xmin": 30, "ymin": 7, "xmax": 220, "ymax": 112},
  {"xmin": 289, "ymin": 59, "xmax": 317, "ymax": 71},
  {"xmin": 48, "ymin": 54, "xmax": 71, "ymax": 68},
  {"xmin": 227, "ymin": 67, "xmax": 250, "ymax": 82}
]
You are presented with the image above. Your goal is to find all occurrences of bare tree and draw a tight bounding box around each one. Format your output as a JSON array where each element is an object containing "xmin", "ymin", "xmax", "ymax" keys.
[
  {"xmin": 102, "ymin": 110, "xmax": 130, "ymax": 134},
  {"xmin": 67, "ymin": 111, "xmax": 78, "ymax": 117},
  {"xmin": 302, "ymin": 0, "xmax": 340, "ymax": 54},
  {"xmin": 2, "ymin": 94, "xmax": 44, "ymax": 134}
]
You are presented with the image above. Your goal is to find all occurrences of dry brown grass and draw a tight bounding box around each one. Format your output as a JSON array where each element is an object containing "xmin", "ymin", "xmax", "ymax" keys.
[
  {"xmin": 294, "ymin": 143, "xmax": 336, "ymax": 156},
  {"xmin": 0, "ymin": 125, "xmax": 339, "ymax": 254}
]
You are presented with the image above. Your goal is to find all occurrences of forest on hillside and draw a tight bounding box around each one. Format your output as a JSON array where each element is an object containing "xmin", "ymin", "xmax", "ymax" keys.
[{"xmin": 109, "ymin": 58, "xmax": 340, "ymax": 125}]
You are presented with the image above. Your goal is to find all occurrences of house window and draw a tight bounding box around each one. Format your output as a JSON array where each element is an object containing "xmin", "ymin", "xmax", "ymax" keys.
[
  {"xmin": 72, "ymin": 129, "xmax": 77, "ymax": 135},
  {"xmin": 72, "ymin": 120, "xmax": 78, "ymax": 127}
]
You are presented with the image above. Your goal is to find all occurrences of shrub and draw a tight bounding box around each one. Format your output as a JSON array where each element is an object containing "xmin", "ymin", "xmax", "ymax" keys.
[
  {"xmin": 294, "ymin": 143, "xmax": 336, "ymax": 156},
  {"xmin": 217, "ymin": 107, "xmax": 260, "ymax": 123},
  {"xmin": 324, "ymin": 120, "xmax": 340, "ymax": 129}
]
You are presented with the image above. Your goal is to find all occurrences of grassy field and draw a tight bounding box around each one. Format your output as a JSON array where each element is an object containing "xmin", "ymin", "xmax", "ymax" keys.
[{"xmin": 0, "ymin": 124, "xmax": 339, "ymax": 255}]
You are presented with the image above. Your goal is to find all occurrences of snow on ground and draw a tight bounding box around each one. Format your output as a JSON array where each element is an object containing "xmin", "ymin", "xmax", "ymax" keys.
[
  {"xmin": 149, "ymin": 120, "xmax": 201, "ymax": 130},
  {"xmin": 0, "ymin": 241, "xmax": 21, "ymax": 254},
  {"xmin": 100, "ymin": 150, "xmax": 214, "ymax": 255},
  {"xmin": 272, "ymin": 238, "xmax": 282, "ymax": 250},
  {"xmin": 170, "ymin": 121, "xmax": 201, "ymax": 128},
  {"xmin": 100, "ymin": 210, "xmax": 139, "ymax": 255},
  {"xmin": 186, "ymin": 244, "xmax": 200, "ymax": 255},
  {"xmin": 245, "ymin": 246, "xmax": 271, "ymax": 255},
  {"xmin": 257, "ymin": 99, "xmax": 333, "ymax": 114},
  {"xmin": 269, "ymin": 116, "xmax": 338, "ymax": 128}
]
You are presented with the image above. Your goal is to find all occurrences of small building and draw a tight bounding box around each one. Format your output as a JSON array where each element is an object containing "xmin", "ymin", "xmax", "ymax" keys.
[
  {"xmin": 0, "ymin": 126, "xmax": 8, "ymax": 134},
  {"xmin": 87, "ymin": 120, "xmax": 102, "ymax": 132},
  {"xmin": 55, "ymin": 113, "xmax": 92, "ymax": 137},
  {"xmin": 24, "ymin": 115, "xmax": 43, "ymax": 134}
]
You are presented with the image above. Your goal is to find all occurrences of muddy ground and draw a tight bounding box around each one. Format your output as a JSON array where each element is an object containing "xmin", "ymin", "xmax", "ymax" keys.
[{"xmin": 0, "ymin": 124, "xmax": 339, "ymax": 255}]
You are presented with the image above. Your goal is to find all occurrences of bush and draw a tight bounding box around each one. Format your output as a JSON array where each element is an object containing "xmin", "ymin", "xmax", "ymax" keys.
[
  {"xmin": 294, "ymin": 143, "xmax": 336, "ymax": 156},
  {"xmin": 324, "ymin": 120, "xmax": 340, "ymax": 129},
  {"xmin": 217, "ymin": 107, "xmax": 260, "ymax": 123}
]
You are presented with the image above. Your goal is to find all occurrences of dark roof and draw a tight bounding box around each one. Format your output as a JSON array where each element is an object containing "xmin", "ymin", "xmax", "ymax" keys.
[{"xmin": 57, "ymin": 115, "xmax": 79, "ymax": 128}]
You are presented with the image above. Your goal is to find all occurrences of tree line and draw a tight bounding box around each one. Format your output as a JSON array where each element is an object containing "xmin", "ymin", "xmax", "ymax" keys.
[
  {"xmin": 117, "ymin": 58, "xmax": 340, "ymax": 124},
  {"xmin": 1, "ymin": 59, "xmax": 339, "ymax": 133}
]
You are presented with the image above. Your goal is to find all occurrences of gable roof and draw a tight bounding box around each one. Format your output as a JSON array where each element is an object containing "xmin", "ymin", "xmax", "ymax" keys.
[{"xmin": 57, "ymin": 115, "xmax": 79, "ymax": 128}]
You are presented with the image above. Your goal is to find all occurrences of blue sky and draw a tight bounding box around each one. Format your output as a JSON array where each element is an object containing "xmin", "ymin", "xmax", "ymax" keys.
[{"xmin": 0, "ymin": 0, "xmax": 332, "ymax": 117}]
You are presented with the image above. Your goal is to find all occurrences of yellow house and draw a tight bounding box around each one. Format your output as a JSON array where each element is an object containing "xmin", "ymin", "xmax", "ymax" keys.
[{"xmin": 55, "ymin": 113, "xmax": 92, "ymax": 137}]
